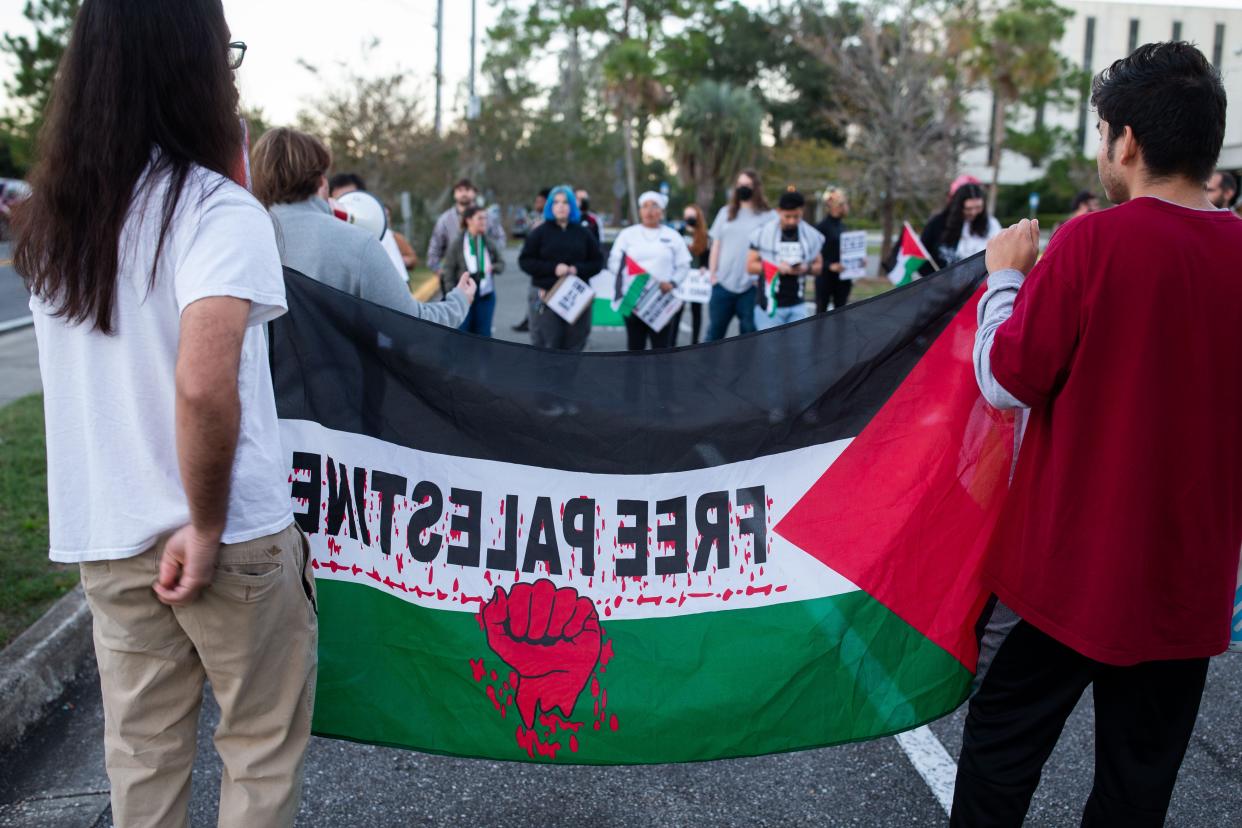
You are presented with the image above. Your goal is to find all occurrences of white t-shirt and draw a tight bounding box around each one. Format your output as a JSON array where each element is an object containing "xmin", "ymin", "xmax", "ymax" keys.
[
  {"xmin": 709, "ymin": 205, "xmax": 776, "ymax": 294},
  {"xmin": 31, "ymin": 163, "xmax": 293, "ymax": 562},
  {"xmin": 956, "ymin": 215, "xmax": 1002, "ymax": 260},
  {"xmin": 381, "ymin": 230, "xmax": 409, "ymax": 285}
]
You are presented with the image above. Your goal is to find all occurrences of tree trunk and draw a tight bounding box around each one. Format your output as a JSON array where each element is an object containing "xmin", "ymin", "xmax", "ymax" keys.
[
  {"xmin": 989, "ymin": 97, "xmax": 1007, "ymax": 215},
  {"xmin": 620, "ymin": 103, "xmax": 639, "ymax": 224},
  {"xmin": 880, "ymin": 196, "xmax": 895, "ymax": 277},
  {"xmin": 695, "ymin": 177, "xmax": 715, "ymax": 213}
]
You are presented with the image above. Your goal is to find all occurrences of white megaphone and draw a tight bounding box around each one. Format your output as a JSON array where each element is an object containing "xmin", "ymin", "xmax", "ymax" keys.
[{"xmin": 332, "ymin": 190, "xmax": 388, "ymax": 241}]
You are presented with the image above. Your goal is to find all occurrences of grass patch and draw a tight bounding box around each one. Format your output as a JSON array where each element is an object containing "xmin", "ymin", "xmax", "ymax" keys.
[
  {"xmin": 0, "ymin": 394, "xmax": 75, "ymax": 649},
  {"xmin": 850, "ymin": 278, "xmax": 895, "ymax": 302},
  {"xmin": 406, "ymin": 266, "xmax": 438, "ymax": 293}
]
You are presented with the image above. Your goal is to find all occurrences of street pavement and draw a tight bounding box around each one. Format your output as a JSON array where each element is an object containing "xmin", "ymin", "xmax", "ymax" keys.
[
  {"xmin": 0, "ymin": 243, "xmax": 32, "ymax": 328},
  {"xmin": 1, "ymin": 245, "xmax": 1240, "ymax": 827}
]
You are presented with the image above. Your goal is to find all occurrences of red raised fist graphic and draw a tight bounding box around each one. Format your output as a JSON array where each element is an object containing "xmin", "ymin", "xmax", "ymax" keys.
[{"xmin": 483, "ymin": 580, "xmax": 602, "ymax": 728}]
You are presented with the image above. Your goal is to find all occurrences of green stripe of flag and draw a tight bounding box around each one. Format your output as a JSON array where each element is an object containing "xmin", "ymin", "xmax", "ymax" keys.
[
  {"xmin": 311, "ymin": 581, "xmax": 972, "ymax": 764},
  {"xmin": 617, "ymin": 273, "xmax": 650, "ymax": 317}
]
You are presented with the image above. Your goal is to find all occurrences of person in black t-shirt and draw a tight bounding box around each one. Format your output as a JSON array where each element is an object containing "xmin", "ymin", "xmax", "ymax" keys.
[
  {"xmin": 814, "ymin": 188, "xmax": 851, "ymax": 312},
  {"xmin": 746, "ymin": 188, "xmax": 824, "ymax": 330}
]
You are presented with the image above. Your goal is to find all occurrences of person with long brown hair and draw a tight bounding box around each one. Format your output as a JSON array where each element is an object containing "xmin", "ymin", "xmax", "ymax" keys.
[
  {"xmin": 14, "ymin": 2, "xmax": 314, "ymax": 824},
  {"xmin": 673, "ymin": 202, "xmax": 710, "ymax": 344},
  {"xmin": 705, "ymin": 168, "xmax": 773, "ymax": 340}
]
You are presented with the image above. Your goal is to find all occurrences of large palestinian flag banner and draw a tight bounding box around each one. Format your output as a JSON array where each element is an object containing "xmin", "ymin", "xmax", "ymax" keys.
[{"xmin": 268, "ymin": 252, "xmax": 1014, "ymax": 764}]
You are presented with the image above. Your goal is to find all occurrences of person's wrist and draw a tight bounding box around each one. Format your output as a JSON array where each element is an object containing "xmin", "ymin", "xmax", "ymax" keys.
[{"xmin": 190, "ymin": 521, "xmax": 224, "ymax": 542}]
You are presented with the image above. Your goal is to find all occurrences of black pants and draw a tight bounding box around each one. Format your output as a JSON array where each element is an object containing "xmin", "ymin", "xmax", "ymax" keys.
[
  {"xmin": 624, "ymin": 314, "xmax": 675, "ymax": 351},
  {"xmin": 529, "ymin": 287, "xmax": 591, "ymax": 351},
  {"xmin": 669, "ymin": 303, "xmax": 703, "ymax": 346},
  {"xmin": 951, "ymin": 620, "xmax": 1208, "ymax": 828},
  {"xmin": 815, "ymin": 272, "xmax": 851, "ymax": 313}
]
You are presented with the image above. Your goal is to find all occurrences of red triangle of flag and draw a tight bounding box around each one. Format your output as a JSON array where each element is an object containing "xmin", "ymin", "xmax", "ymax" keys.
[
  {"xmin": 775, "ymin": 290, "xmax": 1016, "ymax": 668},
  {"xmin": 625, "ymin": 255, "xmax": 648, "ymax": 277},
  {"xmin": 900, "ymin": 226, "xmax": 925, "ymax": 258},
  {"xmin": 762, "ymin": 260, "xmax": 780, "ymax": 282}
]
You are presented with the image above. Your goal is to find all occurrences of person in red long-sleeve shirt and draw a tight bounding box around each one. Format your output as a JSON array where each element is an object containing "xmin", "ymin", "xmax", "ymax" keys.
[{"xmin": 953, "ymin": 42, "xmax": 1242, "ymax": 828}]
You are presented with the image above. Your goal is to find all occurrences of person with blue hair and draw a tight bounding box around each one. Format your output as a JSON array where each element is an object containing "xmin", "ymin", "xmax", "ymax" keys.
[{"xmin": 518, "ymin": 185, "xmax": 604, "ymax": 350}]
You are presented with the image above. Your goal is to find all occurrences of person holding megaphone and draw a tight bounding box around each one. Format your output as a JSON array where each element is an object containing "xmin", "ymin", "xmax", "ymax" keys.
[{"xmin": 251, "ymin": 127, "xmax": 473, "ymax": 325}]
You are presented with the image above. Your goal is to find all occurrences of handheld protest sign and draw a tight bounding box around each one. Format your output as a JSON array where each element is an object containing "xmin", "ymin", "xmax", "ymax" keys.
[
  {"xmin": 632, "ymin": 281, "xmax": 683, "ymax": 333},
  {"xmin": 545, "ymin": 275, "xmax": 594, "ymax": 324},
  {"xmin": 676, "ymin": 268, "xmax": 712, "ymax": 304},
  {"xmin": 839, "ymin": 231, "xmax": 869, "ymax": 281}
]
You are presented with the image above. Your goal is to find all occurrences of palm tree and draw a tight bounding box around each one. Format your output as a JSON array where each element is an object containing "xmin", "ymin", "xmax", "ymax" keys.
[
  {"xmin": 969, "ymin": 0, "xmax": 1073, "ymax": 211},
  {"xmin": 672, "ymin": 81, "xmax": 764, "ymax": 211},
  {"xmin": 602, "ymin": 38, "xmax": 664, "ymax": 224}
]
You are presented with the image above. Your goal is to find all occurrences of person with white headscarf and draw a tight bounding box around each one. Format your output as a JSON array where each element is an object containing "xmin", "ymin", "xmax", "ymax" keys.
[{"xmin": 607, "ymin": 191, "xmax": 692, "ymax": 350}]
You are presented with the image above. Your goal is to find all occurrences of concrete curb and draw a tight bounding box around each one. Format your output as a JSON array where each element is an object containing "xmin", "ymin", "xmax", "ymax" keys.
[
  {"xmin": 0, "ymin": 584, "xmax": 94, "ymax": 750},
  {"xmin": 412, "ymin": 278, "xmax": 439, "ymax": 303}
]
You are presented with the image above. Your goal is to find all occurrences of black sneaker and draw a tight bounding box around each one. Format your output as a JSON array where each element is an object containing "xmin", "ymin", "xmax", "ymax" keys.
[{"xmin": 512, "ymin": 319, "xmax": 530, "ymax": 333}]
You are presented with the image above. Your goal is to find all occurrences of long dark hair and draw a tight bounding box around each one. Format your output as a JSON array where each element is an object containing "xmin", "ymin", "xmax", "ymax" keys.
[
  {"xmin": 727, "ymin": 168, "xmax": 770, "ymax": 221},
  {"xmin": 942, "ymin": 183, "xmax": 990, "ymax": 249},
  {"xmin": 14, "ymin": 0, "xmax": 242, "ymax": 335}
]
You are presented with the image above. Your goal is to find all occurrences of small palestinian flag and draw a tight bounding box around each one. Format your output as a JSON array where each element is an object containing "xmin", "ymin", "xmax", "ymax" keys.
[
  {"xmin": 762, "ymin": 259, "xmax": 781, "ymax": 317},
  {"xmin": 613, "ymin": 255, "xmax": 650, "ymax": 317},
  {"xmin": 589, "ymin": 274, "xmax": 624, "ymax": 326},
  {"xmin": 887, "ymin": 222, "xmax": 936, "ymax": 286},
  {"xmin": 270, "ymin": 253, "xmax": 1012, "ymax": 765}
]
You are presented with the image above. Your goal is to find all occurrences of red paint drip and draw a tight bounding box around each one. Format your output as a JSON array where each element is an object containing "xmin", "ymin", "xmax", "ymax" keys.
[
  {"xmin": 515, "ymin": 726, "xmax": 561, "ymax": 760},
  {"xmin": 599, "ymin": 639, "xmax": 614, "ymax": 670},
  {"xmin": 470, "ymin": 658, "xmax": 486, "ymax": 682}
]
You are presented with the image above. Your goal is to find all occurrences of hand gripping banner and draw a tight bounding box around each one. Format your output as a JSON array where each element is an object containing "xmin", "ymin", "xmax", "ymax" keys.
[{"xmin": 269, "ymin": 254, "xmax": 1015, "ymax": 764}]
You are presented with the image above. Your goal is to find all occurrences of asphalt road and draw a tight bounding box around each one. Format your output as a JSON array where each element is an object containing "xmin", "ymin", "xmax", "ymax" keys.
[
  {"xmin": 1, "ymin": 245, "xmax": 1239, "ymax": 827},
  {"xmin": 0, "ymin": 243, "xmax": 31, "ymax": 327}
]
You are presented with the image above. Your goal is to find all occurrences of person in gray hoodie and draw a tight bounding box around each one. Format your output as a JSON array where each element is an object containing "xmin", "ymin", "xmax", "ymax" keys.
[{"xmin": 251, "ymin": 128, "xmax": 473, "ymax": 326}]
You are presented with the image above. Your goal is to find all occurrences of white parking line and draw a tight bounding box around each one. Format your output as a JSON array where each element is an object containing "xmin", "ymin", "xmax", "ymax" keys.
[
  {"xmin": 894, "ymin": 726, "xmax": 958, "ymax": 815},
  {"xmin": 0, "ymin": 315, "xmax": 33, "ymax": 334}
]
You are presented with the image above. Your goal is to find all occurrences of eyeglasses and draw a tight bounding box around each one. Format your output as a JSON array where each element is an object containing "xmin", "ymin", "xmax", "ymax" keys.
[{"xmin": 228, "ymin": 41, "xmax": 247, "ymax": 70}]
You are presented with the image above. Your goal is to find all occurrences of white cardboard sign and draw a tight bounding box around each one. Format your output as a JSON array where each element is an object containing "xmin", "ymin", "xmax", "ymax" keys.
[
  {"xmin": 544, "ymin": 275, "xmax": 594, "ymax": 324},
  {"xmin": 632, "ymin": 282, "xmax": 683, "ymax": 333},
  {"xmin": 675, "ymin": 268, "xmax": 713, "ymax": 304},
  {"xmin": 839, "ymin": 230, "xmax": 869, "ymax": 281}
]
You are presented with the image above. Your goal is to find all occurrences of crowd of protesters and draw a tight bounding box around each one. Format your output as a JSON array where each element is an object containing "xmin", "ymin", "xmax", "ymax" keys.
[{"xmin": 4, "ymin": 1, "xmax": 1240, "ymax": 824}]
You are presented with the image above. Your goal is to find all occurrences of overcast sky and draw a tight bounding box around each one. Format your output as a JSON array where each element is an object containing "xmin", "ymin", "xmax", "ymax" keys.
[
  {"xmin": 0, "ymin": 0, "xmax": 501, "ymax": 126},
  {"xmin": 3, "ymin": 0, "xmax": 1242, "ymax": 127}
]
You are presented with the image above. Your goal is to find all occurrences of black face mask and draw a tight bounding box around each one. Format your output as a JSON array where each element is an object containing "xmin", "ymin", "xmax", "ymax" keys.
[
  {"xmin": 735, "ymin": 185, "xmax": 754, "ymax": 201},
  {"xmin": 684, "ymin": 217, "xmax": 697, "ymax": 228},
  {"xmin": 579, "ymin": 199, "xmax": 590, "ymax": 213}
]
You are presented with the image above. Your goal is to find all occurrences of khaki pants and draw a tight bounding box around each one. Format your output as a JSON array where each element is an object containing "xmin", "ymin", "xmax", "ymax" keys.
[{"xmin": 80, "ymin": 522, "xmax": 317, "ymax": 828}]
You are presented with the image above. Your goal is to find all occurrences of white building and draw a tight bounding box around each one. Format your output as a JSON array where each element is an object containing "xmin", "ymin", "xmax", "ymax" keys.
[{"xmin": 960, "ymin": 0, "xmax": 1242, "ymax": 184}]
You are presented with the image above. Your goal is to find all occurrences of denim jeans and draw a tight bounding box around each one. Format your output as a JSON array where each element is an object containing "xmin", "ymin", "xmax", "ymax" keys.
[
  {"xmin": 705, "ymin": 284, "xmax": 757, "ymax": 341},
  {"xmin": 753, "ymin": 303, "xmax": 809, "ymax": 331},
  {"xmin": 459, "ymin": 291, "xmax": 496, "ymax": 337}
]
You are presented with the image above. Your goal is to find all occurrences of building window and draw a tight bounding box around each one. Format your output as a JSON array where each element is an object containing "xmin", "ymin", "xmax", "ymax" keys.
[
  {"xmin": 1172, "ymin": 20, "xmax": 1183, "ymax": 42},
  {"xmin": 1078, "ymin": 17, "xmax": 1096, "ymax": 152},
  {"xmin": 1213, "ymin": 23, "xmax": 1225, "ymax": 69},
  {"xmin": 1128, "ymin": 19, "xmax": 1140, "ymax": 54}
]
